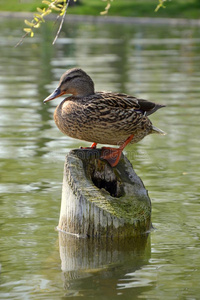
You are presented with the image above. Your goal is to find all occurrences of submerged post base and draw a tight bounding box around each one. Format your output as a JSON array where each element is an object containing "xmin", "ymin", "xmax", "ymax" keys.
[{"xmin": 58, "ymin": 149, "xmax": 151, "ymax": 238}]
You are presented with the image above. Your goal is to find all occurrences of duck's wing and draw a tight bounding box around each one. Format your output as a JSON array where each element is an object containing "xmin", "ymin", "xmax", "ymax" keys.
[
  {"xmin": 83, "ymin": 93, "xmax": 146, "ymax": 133},
  {"xmin": 93, "ymin": 92, "xmax": 165, "ymax": 116},
  {"xmin": 95, "ymin": 92, "xmax": 140, "ymax": 110}
]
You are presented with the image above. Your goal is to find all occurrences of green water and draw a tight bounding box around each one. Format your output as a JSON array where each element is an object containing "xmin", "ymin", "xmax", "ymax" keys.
[{"xmin": 0, "ymin": 17, "xmax": 200, "ymax": 299}]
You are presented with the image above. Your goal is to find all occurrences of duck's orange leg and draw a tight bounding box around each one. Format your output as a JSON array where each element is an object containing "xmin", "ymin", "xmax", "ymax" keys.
[
  {"xmin": 80, "ymin": 142, "xmax": 97, "ymax": 149},
  {"xmin": 101, "ymin": 135, "xmax": 134, "ymax": 167},
  {"xmin": 90, "ymin": 142, "xmax": 97, "ymax": 149}
]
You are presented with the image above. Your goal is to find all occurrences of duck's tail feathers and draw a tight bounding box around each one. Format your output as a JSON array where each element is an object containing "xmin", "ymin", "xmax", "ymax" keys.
[
  {"xmin": 146, "ymin": 104, "xmax": 166, "ymax": 116},
  {"xmin": 152, "ymin": 126, "xmax": 167, "ymax": 135}
]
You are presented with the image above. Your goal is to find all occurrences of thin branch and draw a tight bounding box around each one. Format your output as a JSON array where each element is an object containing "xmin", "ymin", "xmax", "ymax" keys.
[
  {"xmin": 15, "ymin": 32, "xmax": 29, "ymax": 47},
  {"xmin": 52, "ymin": 0, "xmax": 71, "ymax": 45}
]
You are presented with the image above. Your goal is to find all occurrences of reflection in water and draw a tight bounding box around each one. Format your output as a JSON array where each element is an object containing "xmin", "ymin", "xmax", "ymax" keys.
[
  {"xmin": 59, "ymin": 232, "xmax": 151, "ymax": 297},
  {"xmin": 0, "ymin": 17, "xmax": 200, "ymax": 300}
]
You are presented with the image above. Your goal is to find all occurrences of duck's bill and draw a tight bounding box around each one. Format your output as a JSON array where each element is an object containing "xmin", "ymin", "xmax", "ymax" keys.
[{"xmin": 43, "ymin": 88, "xmax": 65, "ymax": 103}]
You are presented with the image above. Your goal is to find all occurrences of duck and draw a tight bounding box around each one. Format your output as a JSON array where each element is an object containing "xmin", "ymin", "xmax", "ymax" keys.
[{"xmin": 43, "ymin": 68, "xmax": 166, "ymax": 167}]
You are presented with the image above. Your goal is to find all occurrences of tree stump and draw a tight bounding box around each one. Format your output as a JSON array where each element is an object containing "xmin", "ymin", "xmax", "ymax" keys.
[{"xmin": 58, "ymin": 149, "xmax": 151, "ymax": 238}]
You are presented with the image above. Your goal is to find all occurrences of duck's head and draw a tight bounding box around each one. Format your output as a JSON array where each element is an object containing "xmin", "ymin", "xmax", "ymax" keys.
[{"xmin": 43, "ymin": 68, "xmax": 95, "ymax": 103}]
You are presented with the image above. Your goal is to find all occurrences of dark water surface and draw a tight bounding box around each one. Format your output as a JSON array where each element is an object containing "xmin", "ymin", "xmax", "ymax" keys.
[{"xmin": 0, "ymin": 17, "xmax": 200, "ymax": 299}]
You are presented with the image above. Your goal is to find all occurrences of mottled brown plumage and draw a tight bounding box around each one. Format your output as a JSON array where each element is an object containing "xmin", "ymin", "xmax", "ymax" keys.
[{"xmin": 44, "ymin": 68, "xmax": 165, "ymax": 166}]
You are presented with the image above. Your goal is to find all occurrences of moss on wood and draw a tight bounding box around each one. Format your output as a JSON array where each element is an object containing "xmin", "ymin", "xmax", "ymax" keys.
[{"xmin": 58, "ymin": 149, "xmax": 151, "ymax": 238}]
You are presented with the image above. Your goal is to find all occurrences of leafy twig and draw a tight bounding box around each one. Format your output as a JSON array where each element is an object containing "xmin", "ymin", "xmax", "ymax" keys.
[
  {"xmin": 100, "ymin": 0, "xmax": 113, "ymax": 15},
  {"xmin": 15, "ymin": 0, "xmax": 70, "ymax": 47},
  {"xmin": 155, "ymin": 0, "xmax": 168, "ymax": 12}
]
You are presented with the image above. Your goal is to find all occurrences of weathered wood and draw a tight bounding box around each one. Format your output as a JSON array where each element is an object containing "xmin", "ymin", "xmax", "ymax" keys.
[{"xmin": 58, "ymin": 149, "xmax": 151, "ymax": 238}]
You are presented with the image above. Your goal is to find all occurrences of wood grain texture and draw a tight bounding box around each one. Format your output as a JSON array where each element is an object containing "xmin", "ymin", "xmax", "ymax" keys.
[{"xmin": 58, "ymin": 149, "xmax": 151, "ymax": 238}]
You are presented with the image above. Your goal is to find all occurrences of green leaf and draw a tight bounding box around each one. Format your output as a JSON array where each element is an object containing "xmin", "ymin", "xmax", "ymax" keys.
[
  {"xmin": 155, "ymin": 0, "xmax": 166, "ymax": 12},
  {"xmin": 43, "ymin": 9, "xmax": 52, "ymax": 16},
  {"xmin": 33, "ymin": 23, "xmax": 41, "ymax": 28},
  {"xmin": 100, "ymin": 10, "xmax": 107, "ymax": 15},
  {"xmin": 23, "ymin": 28, "xmax": 32, "ymax": 33},
  {"xmin": 34, "ymin": 13, "xmax": 42, "ymax": 19},
  {"xmin": 105, "ymin": 3, "xmax": 111, "ymax": 10},
  {"xmin": 24, "ymin": 19, "xmax": 35, "ymax": 27},
  {"xmin": 34, "ymin": 13, "xmax": 45, "ymax": 22},
  {"xmin": 42, "ymin": 0, "xmax": 51, "ymax": 5},
  {"xmin": 37, "ymin": 7, "xmax": 44, "ymax": 13},
  {"xmin": 51, "ymin": 5, "xmax": 61, "ymax": 11}
]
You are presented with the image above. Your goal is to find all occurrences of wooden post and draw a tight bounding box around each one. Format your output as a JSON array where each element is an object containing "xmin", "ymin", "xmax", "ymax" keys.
[{"xmin": 58, "ymin": 149, "xmax": 151, "ymax": 238}]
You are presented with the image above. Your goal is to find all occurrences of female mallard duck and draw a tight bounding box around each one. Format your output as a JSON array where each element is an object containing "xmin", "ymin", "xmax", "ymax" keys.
[{"xmin": 44, "ymin": 68, "xmax": 165, "ymax": 167}]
